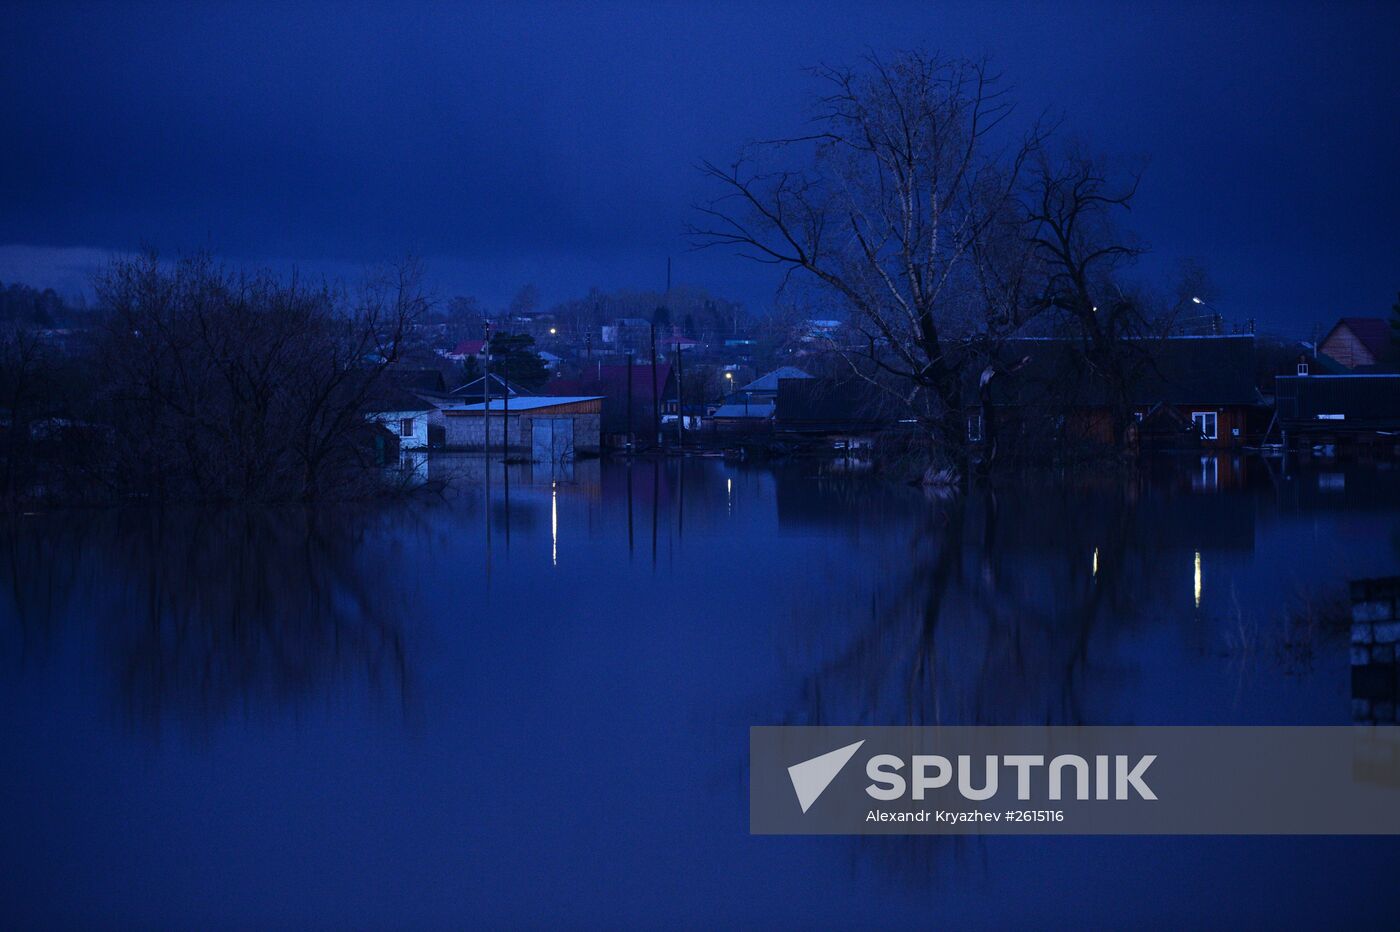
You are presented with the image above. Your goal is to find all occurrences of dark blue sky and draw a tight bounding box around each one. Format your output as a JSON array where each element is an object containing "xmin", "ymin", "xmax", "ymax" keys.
[{"xmin": 2, "ymin": 1, "xmax": 1397, "ymax": 334}]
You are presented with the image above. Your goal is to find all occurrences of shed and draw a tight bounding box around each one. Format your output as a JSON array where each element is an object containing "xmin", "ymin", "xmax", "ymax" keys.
[
  {"xmin": 1276, "ymin": 374, "xmax": 1400, "ymax": 435},
  {"xmin": 441, "ymin": 395, "xmax": 603, "ymax": 460}
]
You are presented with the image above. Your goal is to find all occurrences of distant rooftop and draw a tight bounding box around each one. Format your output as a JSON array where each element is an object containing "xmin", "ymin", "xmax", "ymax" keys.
[
  {"xmin": 713, "ymin": 402, "xmax": 776, "ymax": 419},
  {"xmin": 741, "ymin": 366, "xmax": 814, "ymax": 392}
]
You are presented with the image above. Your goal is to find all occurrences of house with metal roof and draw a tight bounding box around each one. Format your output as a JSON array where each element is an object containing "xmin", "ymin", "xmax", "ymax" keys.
[
  {"xmin": 739, "ymin": 366, "xmax": 813, "ymax": 397},
  {"xmin": 440, "ymin": 395, "xmax": 604, "ymax": 459}
]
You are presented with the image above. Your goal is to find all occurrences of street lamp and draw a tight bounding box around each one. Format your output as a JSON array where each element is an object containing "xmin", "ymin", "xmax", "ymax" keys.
[
  {"xmin": 1189, "ymin": 297, "xmax": 1223, "ymax": 335},
  {"xmin": 548, "ymin": 327, "xmax": 557, "ymax": 335}
]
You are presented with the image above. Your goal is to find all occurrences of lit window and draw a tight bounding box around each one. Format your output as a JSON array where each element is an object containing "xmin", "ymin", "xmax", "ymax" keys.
[{"xmin": 1191, "ymin": 411, "xmax": 1217, "ymax": 440}]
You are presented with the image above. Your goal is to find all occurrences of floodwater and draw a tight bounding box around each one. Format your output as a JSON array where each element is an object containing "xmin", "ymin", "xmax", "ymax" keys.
[{"xmin": 3, "ymin": 454, "xmax": 1400, "ymax": 928}]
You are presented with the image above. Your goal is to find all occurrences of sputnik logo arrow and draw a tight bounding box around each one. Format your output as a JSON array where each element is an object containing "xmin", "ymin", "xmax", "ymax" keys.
[{"xmin": 787, "ymin": 740, "xmax": 865, "ymax": 813}]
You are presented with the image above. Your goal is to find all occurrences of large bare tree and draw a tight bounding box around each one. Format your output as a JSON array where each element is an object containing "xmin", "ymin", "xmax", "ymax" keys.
[{"xmin": 691, "ymin": 51, "xmax": 1046, "ymax": 474}]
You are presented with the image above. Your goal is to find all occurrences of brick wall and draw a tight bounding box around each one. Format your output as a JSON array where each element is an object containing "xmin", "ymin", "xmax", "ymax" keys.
[
  {"xmin": 1352, "ymin": 577, "xmax": 1400, "ymax": 722},
  {"xmin": 443, "ymin": 412, "xmax": 601, "ymax": 454}
]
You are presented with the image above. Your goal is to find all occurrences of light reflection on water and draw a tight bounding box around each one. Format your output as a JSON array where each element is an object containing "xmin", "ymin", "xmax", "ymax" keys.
[{"xmin": 3, "ymin": 454, "xmax": 1400, "ymax": 926}]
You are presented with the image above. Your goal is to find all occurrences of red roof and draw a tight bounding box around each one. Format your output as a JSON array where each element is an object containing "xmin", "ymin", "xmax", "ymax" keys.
[{"xmin": 449, "ymin": 339, "xmax": 485, "ymax": 357}]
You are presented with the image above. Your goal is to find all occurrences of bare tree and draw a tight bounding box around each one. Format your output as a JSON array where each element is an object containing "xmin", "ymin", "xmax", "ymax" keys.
[
  {"xmin": 94, "ymin": 252, "xmax": 428, "ymax": 502},
  {"xmin": 1022, "ymin": 151, "xmax": 1153, "ymax": 450},
  {"xmin": 0, "ymin": 325, "xmax": 57, "ymax": 504},
  {"xmin": 691, "ymin": 51, "xmax": 1047, "ymax": 476}
]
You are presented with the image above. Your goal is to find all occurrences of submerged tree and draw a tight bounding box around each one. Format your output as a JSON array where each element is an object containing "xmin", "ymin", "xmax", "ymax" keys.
[
  {"xmin": 691, "ymin": 51, "xmax": 1048, "ymax": 476},
  {"xmin": 94, "ymin": 252, "xmax": 428, "ymax": 502},
  {"xmin": 1022, "ymin": 150, "xmax": 1154, "ymax": 450}
]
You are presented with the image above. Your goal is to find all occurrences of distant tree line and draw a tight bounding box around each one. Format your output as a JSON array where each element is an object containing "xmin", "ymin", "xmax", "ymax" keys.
[{"xmin": 0, "ymin": 280, "xmax": 85, "ymax": 328}]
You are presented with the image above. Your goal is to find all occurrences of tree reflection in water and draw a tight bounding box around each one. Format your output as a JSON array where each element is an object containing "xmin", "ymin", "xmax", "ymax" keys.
[
  {"xmin": 773, "ymin": 470, "xmax": 1268, "ymax": 881},
  {"xmin": 781, "ymin": 469, "xmax": 1261, "ymax": 728},
  {"xmin": 1, "ymin": 507, "xmax": 415, "ymax": 735}
]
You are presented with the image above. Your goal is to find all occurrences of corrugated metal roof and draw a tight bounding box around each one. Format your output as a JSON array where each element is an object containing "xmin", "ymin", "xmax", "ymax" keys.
[
  {"xmin": 741, "ymin": 366, "xmax": 814, "ymax": 392},
  {"xmin": 442, "ymin": 395, "xmax": 603, "ymax": 413},
  {"xmin": 713, "ymin": 402, "xmax": 776, "ymax": 419}
]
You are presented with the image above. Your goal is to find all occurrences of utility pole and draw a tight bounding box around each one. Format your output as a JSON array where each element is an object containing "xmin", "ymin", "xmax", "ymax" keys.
[
  {"xmin": 484, "ymin": 321, "xmax": 495, "ymax": 405},
  {"xmin": 650, "ymin": 322, "xmax": 659, "ymax": 449},
  {"xmin": 482, "ymin": 321, "xmax": 492, "ymax": 549},
  {"xmin": 482, "ymin": 321, "xmax": 492, "ymax": 454},
  {"xmin": 674, "ymin": 341, "xmax": 684, "ymax": 451},
  {"xmin": 626, "ymin": 350, "xmax": 634, "ymax": 452},
  {"xmin": 501, "ymin": 344, "xmax": 510, "ymax": 537}
]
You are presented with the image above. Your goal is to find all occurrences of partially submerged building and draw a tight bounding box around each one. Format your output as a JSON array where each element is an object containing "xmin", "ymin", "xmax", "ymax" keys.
[
  {"xmin": 364, "ymin": 387, "xmax": 435, "ymax": 450},
  {"xmin": 975, "ymin": 335, "xmax": 1265, "ymax": 451},
  {"xmin": 774, "ymin": 377, "xmax": 895, "ymax": 445},
  {"xmin": 1275, "ymin": 373, "xmax": 1400, "ymax": 450},
  {"xmin": 441, "ymin": 395, "xmax": 603, "ymax": 460}
]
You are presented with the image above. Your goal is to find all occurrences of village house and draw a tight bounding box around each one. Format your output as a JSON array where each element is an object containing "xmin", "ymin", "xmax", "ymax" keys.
[
  {"xmin": 1318, "ymin": 317, "xmax": 1397, "ymax": 371},
  {"xmin": 712, "ymin": 366, "xmax": 814, "ymax": 431},
  {"xmin": 773, "ymin": 377, "xmax": 894, "ymax": 448},
  {"xmin": 442, "ymin": 338, "xmax": 486, "ymax": 362},
  {"xmin": 364, "ymin": 387, "xmax": 435, "ymax": 450},
  {"xmin": 440, "ymin": 395, "xmax": 603, "ymax": 460},
  {"xmin": 970, "ymin": 335, "xmax": 1265, "ymax": 452}
]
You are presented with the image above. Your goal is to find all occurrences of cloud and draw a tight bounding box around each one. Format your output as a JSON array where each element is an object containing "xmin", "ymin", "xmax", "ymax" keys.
[{"xmin": 0, "ymin": 244, "xmax": 130, "ymax": 299}]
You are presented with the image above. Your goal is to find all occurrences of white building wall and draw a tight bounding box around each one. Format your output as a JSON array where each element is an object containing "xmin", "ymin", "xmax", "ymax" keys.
[{"xmin": 368, "ymin": 410, "xmax": 430, "ymax": 449}]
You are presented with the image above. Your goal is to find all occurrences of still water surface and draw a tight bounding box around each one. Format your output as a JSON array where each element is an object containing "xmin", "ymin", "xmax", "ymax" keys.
[{"xmin": 3, "ymin": 455, "xmax": 1400, "ymax": 927}]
